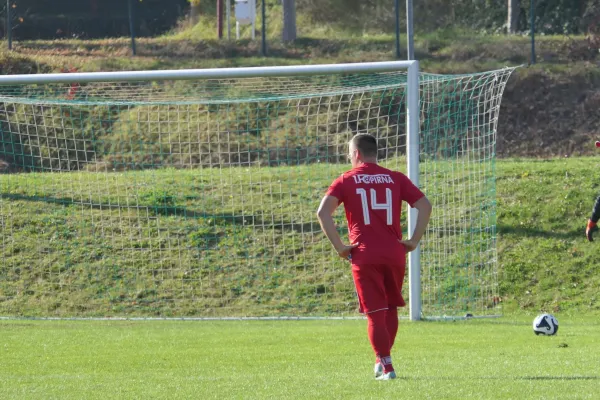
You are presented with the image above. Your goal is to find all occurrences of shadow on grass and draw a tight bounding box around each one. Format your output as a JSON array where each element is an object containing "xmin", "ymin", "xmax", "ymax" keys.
[{"xmin": 0, "ymin": 192, "xmax": 321, "ymax": 234}]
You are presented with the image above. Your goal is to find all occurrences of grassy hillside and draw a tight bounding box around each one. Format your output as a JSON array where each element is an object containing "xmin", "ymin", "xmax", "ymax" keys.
[
  {"xmin": 497, "ymin": 157, "xmax": 600, "ymax": 313},
  {"xmin": 0, "ymin": 157, "xmax": 598, "ymax": 317},
  {"xmin": 0, "ymin": 163, "xmax": 353, "ymax": 317}
]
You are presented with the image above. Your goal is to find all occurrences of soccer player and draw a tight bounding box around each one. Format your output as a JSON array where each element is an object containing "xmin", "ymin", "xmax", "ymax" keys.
[
  {"xmin": 316, "ymin": 133, "xmax": 432, "ymax": 381},
  {"xmin": 586, "ymin": 195, "xmax": 600, "ymax": 241}
]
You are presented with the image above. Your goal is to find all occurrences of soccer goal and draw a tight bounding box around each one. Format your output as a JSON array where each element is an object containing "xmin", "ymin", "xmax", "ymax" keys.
[{"xmin": 0, "ymin": 62, "xmax": 515, "ymax": 320}]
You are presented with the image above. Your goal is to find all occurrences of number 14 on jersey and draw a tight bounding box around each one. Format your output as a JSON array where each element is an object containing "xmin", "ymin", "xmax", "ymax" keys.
[{"xmin": 356, "ymin": 188, "xmax": 393, "ymax": 226}]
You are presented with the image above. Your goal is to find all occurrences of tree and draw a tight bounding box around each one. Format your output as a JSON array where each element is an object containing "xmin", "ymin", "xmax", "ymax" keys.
[
  {"xmin": 217, "ymin": 0, "xmax": 223, "ymax": 39},
  {"xmin": 189, "ymin": 0, "xmax": 201, "ymax": 25},
  {"xmin": 282, "ymin": 0, "xmax": 296, "ymax": 41},
  {"xmin": 507, "ymin": 0, "xmax": 520, "ymax": 33}
]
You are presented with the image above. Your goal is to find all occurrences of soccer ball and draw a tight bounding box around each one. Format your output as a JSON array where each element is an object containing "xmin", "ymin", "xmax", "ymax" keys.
[{"xmin": 532, "ymin": 313, "xmax": 559, "ymax": 336}]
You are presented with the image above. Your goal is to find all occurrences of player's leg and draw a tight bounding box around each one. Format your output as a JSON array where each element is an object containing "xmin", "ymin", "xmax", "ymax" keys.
[
  {"xmin": 367, "ymin": 313, "xmax": 397, "ymax": 381},
  {"xmin": 381, "ymin": 261, "xmax": 406, "ymax": 353},
  {"xmin": 386, "ymin": 306, "xmax": 399, "ymax": 350},
  {"xmin": 366, "ymin": 310, "xmax": 394, "ymax": 373},
  {"xmin": 352, "ymin": 264, "xmax": 395, "ymax": 378}
]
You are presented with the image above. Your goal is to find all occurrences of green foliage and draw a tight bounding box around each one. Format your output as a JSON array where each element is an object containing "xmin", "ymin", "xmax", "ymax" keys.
[
  {"xmin": 300, "ymin": 0, "xmax": 599, "ymax": 35},
  {"xmin": 519, "ymin": 0, "xmax": 593, "ymax": 35},
  {"xmin": 2, "ymin": 0, "xmax": 188, "ymax": 39},
  {"xmin": 289, "ymin": 0, "xmax": 599, "ymax": 35},
  {"xmin": 2, "ymin": 0, "xmax": 599, "ymax": 39}
]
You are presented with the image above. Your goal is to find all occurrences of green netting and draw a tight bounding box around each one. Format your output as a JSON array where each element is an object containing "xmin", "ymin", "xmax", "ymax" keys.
[{"xmin": 0, "ymin": 67, "xmax": 515, "ymax": 318}]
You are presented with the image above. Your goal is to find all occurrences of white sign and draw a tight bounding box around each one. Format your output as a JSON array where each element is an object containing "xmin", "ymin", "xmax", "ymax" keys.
[{"xmin": 235, "ymin": 0, "xmax": 256, "ymax": 25}]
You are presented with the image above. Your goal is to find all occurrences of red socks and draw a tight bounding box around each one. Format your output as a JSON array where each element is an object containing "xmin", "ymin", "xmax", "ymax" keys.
[
  {"xmin": 386, "ymin": 307, "xmax": 399, "ymax": 350},
  {"xmin": 367, "ymin": 308, "xmax": 397, "ymax": 373}
]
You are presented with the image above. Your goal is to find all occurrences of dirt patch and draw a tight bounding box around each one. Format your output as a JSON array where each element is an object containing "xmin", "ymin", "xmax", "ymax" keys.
[{"xmin": 497, "ymin": 65, "xmax": 600, "ymax": 157}]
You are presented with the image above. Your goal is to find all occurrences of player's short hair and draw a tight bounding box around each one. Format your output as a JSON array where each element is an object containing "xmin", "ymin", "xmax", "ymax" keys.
[{"xmin": 350, "ymin": 134, "xmax": 378, "ymax": 158}]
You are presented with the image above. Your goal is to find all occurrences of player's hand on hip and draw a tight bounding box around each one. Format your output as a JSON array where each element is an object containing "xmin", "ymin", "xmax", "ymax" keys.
[
  {"xmin": 399, "ymin": 239, "xmax": 419, "ymax": 252},
  {"xmin": 336, "ymin": 243, "xmax": 359, "ymax": 260}
]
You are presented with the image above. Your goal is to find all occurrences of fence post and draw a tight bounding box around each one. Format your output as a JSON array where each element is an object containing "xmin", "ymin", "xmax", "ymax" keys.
[
  {"xmin": 128, "ymin": 0, "xmax": 137, "ymax": 56},
  {"xmin": 6, "ymin": 0, "xmax": 12, "ymax": 51},
  {"xmin": 530, "ymin": 0, "xmax": 535, "ymax": 64}
]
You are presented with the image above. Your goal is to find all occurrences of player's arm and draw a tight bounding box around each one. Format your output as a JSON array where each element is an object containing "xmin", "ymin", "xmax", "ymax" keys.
[
  {"xmin": 317, "ymin": 195, "xmax": 358, "ymax": 259},
  {"xmin": 586, "ymin": 195, "xmax": 600, "ymax": 241},
  {"xmin": 399, "ymin": 195, "xmax": 432, "ymax": 252}
]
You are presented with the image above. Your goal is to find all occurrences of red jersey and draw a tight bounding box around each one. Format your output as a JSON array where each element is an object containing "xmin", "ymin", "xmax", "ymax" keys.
[{"xmin": 325, "ymin": 163, "xmax": 424, "ymax": 266}]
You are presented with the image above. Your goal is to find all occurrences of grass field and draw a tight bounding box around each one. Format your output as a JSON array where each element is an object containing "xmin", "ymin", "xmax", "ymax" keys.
[{"xmin": 0, "ymin": 316, "xmax": 598, "ymax": 399}]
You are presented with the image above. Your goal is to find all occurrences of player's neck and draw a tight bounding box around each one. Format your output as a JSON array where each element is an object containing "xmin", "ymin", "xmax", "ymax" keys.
[{"xmin": 356, "ymin": 159, "xmax": 377, "ymax": 167}]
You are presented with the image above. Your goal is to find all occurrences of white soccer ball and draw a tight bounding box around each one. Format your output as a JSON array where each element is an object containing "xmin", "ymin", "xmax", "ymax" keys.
[{"xmin": 532, "ymin": 313, "xmax": 559, "ymax": 336}]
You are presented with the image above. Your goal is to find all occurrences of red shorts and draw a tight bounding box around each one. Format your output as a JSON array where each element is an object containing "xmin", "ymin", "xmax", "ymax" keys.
[{"xmin": 352, "ymin": 263, "xmax": 406, "ymax": 314}]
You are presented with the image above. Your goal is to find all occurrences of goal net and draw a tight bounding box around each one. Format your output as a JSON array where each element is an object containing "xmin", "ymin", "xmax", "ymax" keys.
[{"xmin": 0, "ymin": 63, "xmax": 515, "ymax": 318}]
